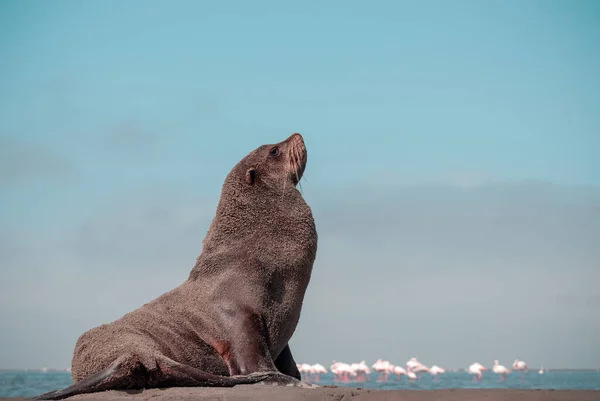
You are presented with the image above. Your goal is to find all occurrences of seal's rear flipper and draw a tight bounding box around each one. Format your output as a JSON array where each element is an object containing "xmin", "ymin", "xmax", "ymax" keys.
[
  {"xmin": 31, "ymin": 361, "xmax": 118, "ymax": 400},
  {"xmin": 31, "ymin": 356, "xmax": 277, "ymax": 400}
]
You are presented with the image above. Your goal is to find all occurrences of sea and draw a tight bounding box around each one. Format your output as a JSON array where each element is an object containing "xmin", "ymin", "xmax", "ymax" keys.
[{"xmin": 1, "ymin": 370, "xmax": 599, "ymax": 398}]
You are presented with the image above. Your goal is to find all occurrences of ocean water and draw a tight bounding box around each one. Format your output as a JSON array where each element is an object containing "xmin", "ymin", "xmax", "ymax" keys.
[{"xmin": 1, "ymin": 370, "xmax": 599, "ymax": 398}]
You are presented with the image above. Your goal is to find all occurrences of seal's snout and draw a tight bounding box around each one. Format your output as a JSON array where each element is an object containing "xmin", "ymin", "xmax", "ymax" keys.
[
  {"xmin": 288, "ymin": 133, "xmax": 306, "ymax": 153},
  {"xmin": 288, "ymin": 132, "xmax": 304, "ymax": 144}
]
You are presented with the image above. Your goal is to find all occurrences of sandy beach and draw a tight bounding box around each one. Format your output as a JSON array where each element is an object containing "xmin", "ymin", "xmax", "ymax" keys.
[{"xmin": 4, "ymin": 386, "xmax": 600, "ymax": 401}]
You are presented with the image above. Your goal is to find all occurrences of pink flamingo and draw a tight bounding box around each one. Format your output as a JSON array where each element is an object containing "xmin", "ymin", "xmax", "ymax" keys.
[
  {"xmin": 311, "ymin": 363, "xmax": 327, "ymax": 382},
  {"xmin": 330, "ymin": 361, "xmax": 342, "ymax": 382},
  {"xmin": 412, "ymin": 363, "xmax": 429, "ymax": 379},
  {"xmin": 493, "ymin": 360, "xmax": 511, "ymax": 382},
  {"xmin": 350, "ymin": 361, "xmax": 370, "ymax": 382},
  {"xmin": 383, "ymin": 361, "xmax": 395, "ymax": 381},
  {"xmin": 513, "ymin": 359, "xmax": 528, "ymax": 380},
  {"xmin": 468, "ymin": 362, "xmax": 487, "ymax": 382},
  {"xmin": 429, "ymin": 365, "xmax": 445, "ymax": 381},
  {"xmin": 406, "ymin": 357, "xmax": 421, "ymax": 372},
  {"xmin": 331, "ymin": 361, "xmax": 352, "ymax": 383},
  {"xmin": 372, "ymin": 359, "xmax": 393, "ymax": 382},
  {"xmin": 406, "ymin": 357, "xmax": 428, "ymax": 379},
  {"xmin": 393, "ymin": 365, "xmax": 407, "ymax": 381},
  {"xmin": 296, "ymin": 363, "xmax": 313, "ymax": 382}
]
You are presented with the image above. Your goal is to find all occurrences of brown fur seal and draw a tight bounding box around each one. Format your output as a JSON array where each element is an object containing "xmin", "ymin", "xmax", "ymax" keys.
[{"xmin": 34, "ymin": 133, "xmax": 318, "ymax": 400}]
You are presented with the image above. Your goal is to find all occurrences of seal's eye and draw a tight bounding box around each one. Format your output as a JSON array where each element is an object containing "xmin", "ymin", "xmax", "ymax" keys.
[{"xmin": 269, "ymin": 146, "xmax": 279, "ymax": 157}]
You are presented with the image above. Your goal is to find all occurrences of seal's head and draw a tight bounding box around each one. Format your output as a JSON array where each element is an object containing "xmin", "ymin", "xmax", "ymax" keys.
[
  {"xmin": 240, "ymin": 133, "xmax": 307, "ymax": 189},
  {"xmin": 199, "ymin": 132, "xmax": 315, "ymax": 251}
]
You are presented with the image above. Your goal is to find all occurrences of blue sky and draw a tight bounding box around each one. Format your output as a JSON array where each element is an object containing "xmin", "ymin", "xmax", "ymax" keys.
[{"xmin": 1, "ymin": 0, "xmax": 599, "ymax": 370}]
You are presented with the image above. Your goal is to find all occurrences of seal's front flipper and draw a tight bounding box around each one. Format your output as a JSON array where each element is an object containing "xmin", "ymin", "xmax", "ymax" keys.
[
  {"xmin": 31, "ymin": 360, "xmax": 119, "ymax": 400},
  {"xmin": 214, "ymin": 309, "xmax": 280, "ymax": 377},
  {"xmin": 274, "ymin": 343, "xmax": 301, "ymax": 380},
  {"xmin": 213, "ymin": 310, "xmax": 317, "ymax": 388}
]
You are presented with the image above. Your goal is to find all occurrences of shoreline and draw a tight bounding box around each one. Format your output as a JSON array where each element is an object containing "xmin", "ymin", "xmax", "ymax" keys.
[{"xmin": 4, "ymin": 386, "xmax": 600, "ymax": 401}]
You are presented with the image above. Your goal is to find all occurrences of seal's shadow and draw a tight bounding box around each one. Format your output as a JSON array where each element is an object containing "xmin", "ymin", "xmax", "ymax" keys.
[{"xmin": 121, "ymin": 389, "xmax": 144, "ymax": 395}]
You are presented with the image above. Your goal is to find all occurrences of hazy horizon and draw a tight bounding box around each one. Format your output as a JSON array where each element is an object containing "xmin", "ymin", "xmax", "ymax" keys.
[
  {"xmin": 1, "ymin": 0, "xmax": 599, "ymax": 371},
  {"xmin": 2, "ymin": 179, "xmax": 599, "ymax": 370}
]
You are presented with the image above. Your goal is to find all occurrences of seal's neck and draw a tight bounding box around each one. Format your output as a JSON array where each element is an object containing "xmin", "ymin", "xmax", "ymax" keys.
[
  {"xmin": 188, "ymin": 175, "xmax": 315, "ymax": 281},
  {"xmin": 214, "ymin": 181, "xmax": 304, "ymax": 240}
]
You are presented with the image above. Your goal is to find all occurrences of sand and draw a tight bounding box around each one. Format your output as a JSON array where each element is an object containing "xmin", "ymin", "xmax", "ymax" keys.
[{"xmin": 4, "ymin": 386, "xmax": 600, "ymax": 401}]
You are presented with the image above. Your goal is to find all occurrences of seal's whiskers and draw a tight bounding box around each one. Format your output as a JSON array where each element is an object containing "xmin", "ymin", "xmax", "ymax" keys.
[
  {"xmin": 294, "ymin": 144, "xmax": 304, "ymax": 193},
  {"xmin": 293, "ymin": 143, "xmax": 300, "ymax": 184}
]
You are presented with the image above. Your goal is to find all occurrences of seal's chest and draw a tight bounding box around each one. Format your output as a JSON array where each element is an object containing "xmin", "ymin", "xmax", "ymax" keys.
[
  {"xmin": 265, "ymin": 270, "xmax": 287, "ymax": 303},
  {"xmin": 265, "ymin": 295, "xmax": 303, "ymax": 351},
  {"xmin": 263, "ymin": 272, "xmax": 305, "ymax": 328}
]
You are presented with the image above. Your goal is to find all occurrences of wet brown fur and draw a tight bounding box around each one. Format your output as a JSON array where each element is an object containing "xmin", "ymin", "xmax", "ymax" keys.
[{"xmin": 34, "ymin": 133, "xmax": 317, "ymax": 399}]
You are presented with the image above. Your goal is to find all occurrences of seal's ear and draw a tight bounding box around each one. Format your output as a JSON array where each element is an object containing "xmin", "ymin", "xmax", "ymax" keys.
[{"xmin": 245, "ymin": 168, "xmax": 256, "ymax": 185}]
